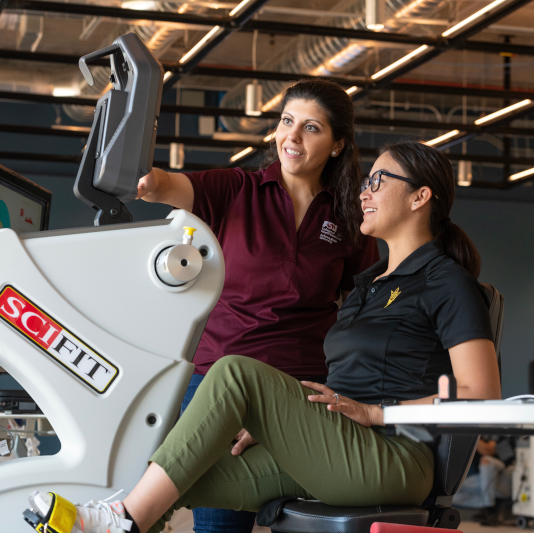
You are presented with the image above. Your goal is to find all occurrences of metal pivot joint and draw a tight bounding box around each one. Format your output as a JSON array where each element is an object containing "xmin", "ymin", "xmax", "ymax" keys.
[{"xmin": 155, "ymin": 227, "xmax": 203, "ymax": 286}]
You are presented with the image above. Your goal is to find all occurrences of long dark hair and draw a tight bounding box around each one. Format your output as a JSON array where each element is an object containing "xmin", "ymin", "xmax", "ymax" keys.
[
  {"xmin": 380, "ymin": 141, "xmax": 481, "ymax": 278},
  {"xmin": 263, "ymin": 79, "xmax": 363, "ymax": 242}
]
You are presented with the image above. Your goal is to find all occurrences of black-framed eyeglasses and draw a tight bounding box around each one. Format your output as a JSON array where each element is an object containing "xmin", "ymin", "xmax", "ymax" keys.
[{"xmin": 361, "ymin": 170, "xmax": 415, "ymax": 194}]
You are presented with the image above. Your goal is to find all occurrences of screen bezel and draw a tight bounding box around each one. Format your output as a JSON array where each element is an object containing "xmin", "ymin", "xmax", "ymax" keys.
[{"xmin": 0, "ymin": 164, "xmax": 52, "ymax": 231}]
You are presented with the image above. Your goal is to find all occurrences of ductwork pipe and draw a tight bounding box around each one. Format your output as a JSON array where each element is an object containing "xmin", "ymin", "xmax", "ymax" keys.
[
  {"xmin": 63, "ymin": 1, "xmax": 185, "ymax": 122},
  {"xmin": 220, "ymin": 0, "xmax": 449, "ymax": 133}
]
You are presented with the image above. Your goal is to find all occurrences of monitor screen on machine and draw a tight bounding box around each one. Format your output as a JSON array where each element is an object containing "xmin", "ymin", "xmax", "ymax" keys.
[
  {"xmin": 0, "ymin": 164, "xmax": 51, "ymax": 234},
  {"xmin": 0, "ymin": 164, "xmax": 51, "ymax": 374}
]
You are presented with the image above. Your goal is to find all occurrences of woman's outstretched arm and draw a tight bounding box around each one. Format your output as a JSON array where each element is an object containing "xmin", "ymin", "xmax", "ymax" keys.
[{"xmin": 136, "ymin": 167, "xmax": 194, "ymax": 210}]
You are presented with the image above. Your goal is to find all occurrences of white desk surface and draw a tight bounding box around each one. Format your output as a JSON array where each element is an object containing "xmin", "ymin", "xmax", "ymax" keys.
[{"xmin": 383, "ymin": 400, "xmax": 534, "ymax": 427}]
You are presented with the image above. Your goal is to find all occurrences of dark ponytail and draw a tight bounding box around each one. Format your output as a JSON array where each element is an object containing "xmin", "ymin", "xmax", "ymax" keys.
[
  {"xmin": 262, "ymin": 79, "xmax": 363, "ymax": 243},
  {"xmin": 379, "ymin": 141, "xmax": 481, "ymax": 278}
]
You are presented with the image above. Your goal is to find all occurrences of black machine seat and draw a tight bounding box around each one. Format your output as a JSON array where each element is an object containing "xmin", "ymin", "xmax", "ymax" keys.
[
  {"xmin": 266, "ymin": 503, "xmax": 428, "ymax": 533},
  {"xmin": 259, "ymin": 284, "xmax": 504, "ymax": 532}
]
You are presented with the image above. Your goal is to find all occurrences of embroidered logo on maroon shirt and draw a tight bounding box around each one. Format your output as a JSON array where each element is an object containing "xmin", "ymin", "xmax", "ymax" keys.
[{"xmin": 320, "ymin": 221, "xmax": 341, "ymax": 244}]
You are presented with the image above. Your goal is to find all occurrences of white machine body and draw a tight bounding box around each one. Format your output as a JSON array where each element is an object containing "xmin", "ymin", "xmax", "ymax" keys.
[
  {"xmin": 0, "ymin": 210, "xmax": 224, "ymax": 530},
  {"xmin": 512, "ymin": 437, "xmax": 534, "ymax": 519}
]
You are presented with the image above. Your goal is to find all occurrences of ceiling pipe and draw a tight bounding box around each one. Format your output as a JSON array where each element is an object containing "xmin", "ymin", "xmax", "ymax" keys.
[{"xmin": 219, "ymin": 0, "xmax": 450, "ymax": 133}]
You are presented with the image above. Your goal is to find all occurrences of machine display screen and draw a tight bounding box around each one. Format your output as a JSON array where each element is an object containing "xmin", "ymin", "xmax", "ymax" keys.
[{"xmin": 0, "ymin": 165, "xmax": 51, "ymax": 233}]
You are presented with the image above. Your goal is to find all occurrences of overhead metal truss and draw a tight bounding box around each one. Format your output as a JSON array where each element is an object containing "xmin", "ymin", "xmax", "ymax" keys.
[
  {"xmin": 2, "ymin": 1, "xmax": 534, "ymax": 56},
  {"xmin": 2, "ymin": 0, "xmax": 534, "ymax": 187},
  {"xmin": 2, "ymin": 90, "xmax": 534, "ymax": 137}
]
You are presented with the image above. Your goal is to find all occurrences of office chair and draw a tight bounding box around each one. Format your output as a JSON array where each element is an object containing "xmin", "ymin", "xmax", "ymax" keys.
[{"xmin": 258, "ymin": 283, "xmax": 504, "ymax": 533}]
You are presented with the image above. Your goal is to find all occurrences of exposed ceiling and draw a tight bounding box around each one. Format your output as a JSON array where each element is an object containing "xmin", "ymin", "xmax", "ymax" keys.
[{"xmin": 1, "ymin": 0, "xmax": 534, "ymax": 190}]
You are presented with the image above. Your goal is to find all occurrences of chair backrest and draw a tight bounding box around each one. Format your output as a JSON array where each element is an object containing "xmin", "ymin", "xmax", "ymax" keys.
[{"xmin": 425, "ymin": 283, "xmax": 504, "ymax": 506}]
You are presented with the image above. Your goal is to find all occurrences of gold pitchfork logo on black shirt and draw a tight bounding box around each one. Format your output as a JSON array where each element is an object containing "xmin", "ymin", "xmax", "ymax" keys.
[{"xmin": 384, "ymin": 287, "xmax": 401, "ymax": 308}]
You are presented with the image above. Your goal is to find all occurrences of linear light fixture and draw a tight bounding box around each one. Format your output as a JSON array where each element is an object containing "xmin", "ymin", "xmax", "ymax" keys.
[
  {"xmin": 163, "ymin": 71, "xmax": 173, "ymax": 82},
  {"xmin": 474, "ymin": 99, "xmax": 533, "ymax": 126},
  {"xmin": 262, "ymin": 93, "xmax": 283, "ymax": 112},
  {"xmin": 346, "ymin": 86, "xmax": 362, "ymax": 96},
  {"xmin": 230, "ymin": 146, "xmax": 254, "ymax": 162},
  {"xmin": 370, "ymin": 45, "xmax": 429, "ymax": 81},
  {"xmin": 442, "ymin": 0, "xmax": 509, "ymax": 38},
  {"xmin": 263, "ymin": 131, "xmax": 276, "ymax": 142},
  {"xmin": 179, "ymin": 26, "xmax": 223, "ymax": 64},
  {"xmin": 52, "ymin": 87, "xmax": 80, "ymax": 97},
  {"xmin": 229, "ymin": 0, "xmax": 256, "ymax": 17},
  {"xmin": 425, "ymin": 129, "xmax": 462, "ymax": 147},
  {"xmin": 509, "ymin": 167, "xmax": 534, "ymax": 182}
]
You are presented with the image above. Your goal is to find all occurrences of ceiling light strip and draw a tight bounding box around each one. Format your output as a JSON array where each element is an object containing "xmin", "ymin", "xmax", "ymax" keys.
[
  {"xmin": 442, "ymin": 0, "xmax": 510, "ymax": 38},
  {"xmin": 179, "ymin": 25, "xmax": 224, "ymax": 64},
  {"xmin": 370, "ymin": 45, "xmax": 429, "ymax": 81},
  {"xmin": 509, "ymin": 167, "xmax": 534, "ymax": 181},
  {"xmin": 425, "ymin": 130, "xmax": 462, "ymax": 146},
  {"xmin": 229, "ymin": 0, "xmax": 256, "ymax": 17},
  {"xmin": 230, "ymin": 146, "xmax": 254, "ymax": 161},
  {"xmin": 474, "ymin": 99, "xmax": 533, "ymax": 125},
  {"xmin": 263, "ymin": 131, "xmax": 276, "ymax": 142},
  {"xmin": 346, "ymin": 86, "xmax": 362, "ymax": 96}
]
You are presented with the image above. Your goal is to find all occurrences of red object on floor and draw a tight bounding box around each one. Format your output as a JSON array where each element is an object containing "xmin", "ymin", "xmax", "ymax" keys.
[{"xmin": 371, "ymin": 523, "xmax": 463, "ymax": 533}]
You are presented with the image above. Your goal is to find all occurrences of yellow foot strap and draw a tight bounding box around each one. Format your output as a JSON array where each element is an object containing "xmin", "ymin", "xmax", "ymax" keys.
[{"xmin": 37, "ymin": 493, "xmax": 77, "ymax": 533}]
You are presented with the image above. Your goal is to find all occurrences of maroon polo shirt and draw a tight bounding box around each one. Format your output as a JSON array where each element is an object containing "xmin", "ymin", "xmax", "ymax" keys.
[{"xmin": 186, "ymin": 161, "xmax": 379, "ymax": 377}]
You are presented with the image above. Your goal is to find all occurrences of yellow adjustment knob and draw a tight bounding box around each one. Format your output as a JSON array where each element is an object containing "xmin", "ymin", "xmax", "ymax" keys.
[{"xmin": 183, "ymin": 226, "xmax": 197, "ymax": 236}]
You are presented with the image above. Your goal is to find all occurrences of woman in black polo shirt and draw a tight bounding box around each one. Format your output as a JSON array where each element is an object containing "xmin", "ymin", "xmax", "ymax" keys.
[{"xmin": 30, "ymin": 141, "xmax": 501, "ymax": 533}]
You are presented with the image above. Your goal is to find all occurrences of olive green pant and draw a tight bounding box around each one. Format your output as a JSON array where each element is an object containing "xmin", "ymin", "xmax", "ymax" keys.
[{"xmin": 148, "ymin": 355, "xmax": 434, "ymax": 533}]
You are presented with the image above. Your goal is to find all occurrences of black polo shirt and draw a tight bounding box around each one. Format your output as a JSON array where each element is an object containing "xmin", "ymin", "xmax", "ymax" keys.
[{"xmin": 324, "ymin": 240, "xmax": 493, "ymax": 404}]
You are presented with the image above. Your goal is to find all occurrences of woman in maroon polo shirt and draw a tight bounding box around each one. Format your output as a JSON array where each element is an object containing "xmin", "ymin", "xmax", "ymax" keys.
[{"xmin": 136, "ymin": 79, "xmax": 379, "ymax": 533}]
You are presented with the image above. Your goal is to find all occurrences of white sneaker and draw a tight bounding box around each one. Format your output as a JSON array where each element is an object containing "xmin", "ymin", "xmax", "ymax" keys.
[{"xmin": 25, "ymin": 491, "xmax": 133, "ymax": 533}]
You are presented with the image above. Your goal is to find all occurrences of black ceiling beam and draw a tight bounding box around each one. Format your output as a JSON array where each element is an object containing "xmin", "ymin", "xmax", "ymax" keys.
[
  {"xmin": 244, "ymin": 20, "xmax": 534, "ymax": 57},
  {"xmin": 3, "ymin": 150, "xmax": 534, "ymax": 180},
  {"xmin": 0, "ymin": 48, "xmax": 107, "ymax": 66},
  {"xmin": 0, "ymin": 152, "xmax": 223, "ymax": 171},
  {"xmin": 8, "ymin": 0, "xmax": 533, "ymax": 54},
  {"xmin": 244, "ymin": 20, "xmax": 440, "ymax": 46},
  {"xmin": 165, "ymin": 0, "xmax": 270, "ymax": 88},
  {"xmin": 4, "ymin": 80, "xmax": 534, "ymax": 115},
  {"xmin": 1, "ymin": 0, "xmax": 223, "ymax": 25},
  {"xmin": 1, "ymin": 1, "xmax": 534, "ymax": 62},
  {"xmin": 388, "ymin": 82, "xmax": 534, "ymax": 100},
  {"xmin": 462, "ymin": 40, "xmax": 534, "ymax": 56},
  {"xmin": 0, "ymin": 47, "xmax": 529, "ymax": 99},
  {"xmin": 435, "ymin": 101, "xmax": 534, "ymax": 150},
  {"xmin": 0, "ymin": 151, "xmax": 81, "ymax": 163},
  {"xmin": 2, "ymin": 51, "xmax": 531, "ymax": 102},
  {"xmin": 0, "ymin": 91, "xmax": 281, "ymax": 118},
  {"xmin": 354, "ymin": 116, "xmax": 534, "ymax": 136},
  {"xmin": 190, "ymin": 66, "xmax": 366, "ymax": 86},
  {"xmin": 3, "ymin": 109, "xmax": 534, "ymax": 137},
  {"xmin": 160, "ymin": 104, "xmax": 279, "ymax": 118}
]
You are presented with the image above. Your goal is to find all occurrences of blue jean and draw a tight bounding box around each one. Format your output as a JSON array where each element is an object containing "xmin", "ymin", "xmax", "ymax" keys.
[{"xmin": 181, "ymin": 373, "xmax": 257, "ymax": 533}]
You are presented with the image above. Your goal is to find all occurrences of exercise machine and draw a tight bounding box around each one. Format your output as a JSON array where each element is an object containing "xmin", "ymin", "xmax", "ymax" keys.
[{"xmin": 0, "ymin": 33, "xmax": 225, "ymax": 530}]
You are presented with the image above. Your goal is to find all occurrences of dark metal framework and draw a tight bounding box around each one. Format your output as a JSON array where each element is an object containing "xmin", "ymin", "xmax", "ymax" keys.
[
  {"xmin": 3, "ymin": 1, "xmax": 534, "ymax": 56},
  {"xmin": 2, "ymin": 0, "xmax": 534, "ymax": 186}
]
